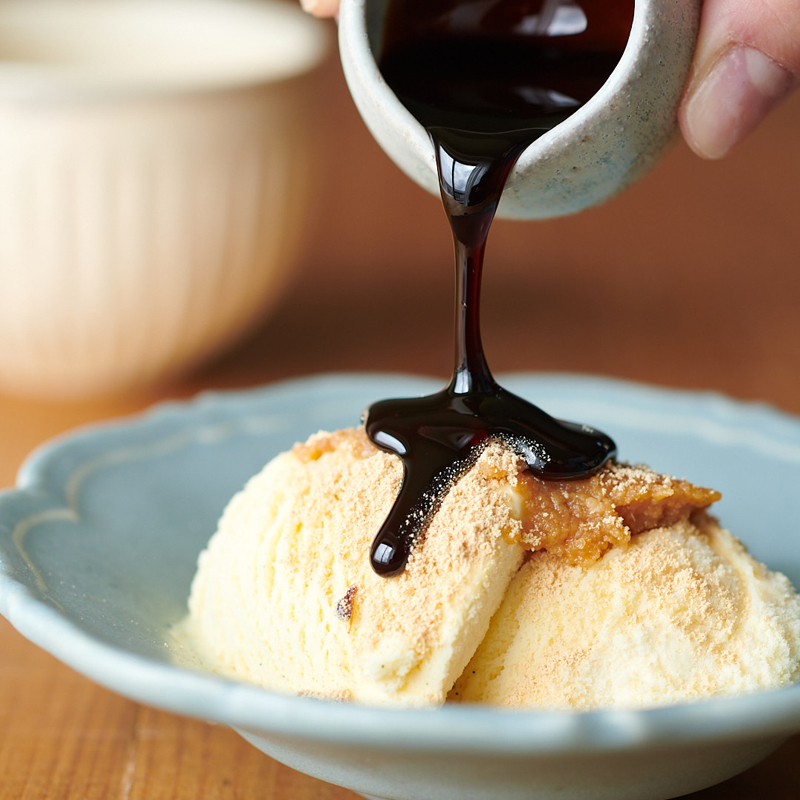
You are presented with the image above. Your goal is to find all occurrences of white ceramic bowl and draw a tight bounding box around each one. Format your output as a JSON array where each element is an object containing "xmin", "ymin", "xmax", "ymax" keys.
[
  {"xmin": 339, "ymin": 0, "xmax": 701, "ymax": 219},
  {"xmin": 0, "ymin": 0, "xmax": 328, "ymax": 398},
  {"xmin": 2, "ymin": 373, "xmax": 800, "ymax": 800}
]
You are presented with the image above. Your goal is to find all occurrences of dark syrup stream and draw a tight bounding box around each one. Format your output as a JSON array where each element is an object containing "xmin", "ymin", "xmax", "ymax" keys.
[{"xmin": 365, "ymin": 0, "xmax": 634, "ymax": 576}]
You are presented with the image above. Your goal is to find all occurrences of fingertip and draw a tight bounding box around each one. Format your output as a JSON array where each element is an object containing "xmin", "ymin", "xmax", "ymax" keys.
[{"xmin": 300, "ymin": 0, "xmax": 339, "ymax": 17}]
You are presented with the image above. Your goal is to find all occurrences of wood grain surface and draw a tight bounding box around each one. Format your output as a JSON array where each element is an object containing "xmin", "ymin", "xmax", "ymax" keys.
[{"xmin": 3, "ymin": 28, "xmax": 800, "ymax": 799}]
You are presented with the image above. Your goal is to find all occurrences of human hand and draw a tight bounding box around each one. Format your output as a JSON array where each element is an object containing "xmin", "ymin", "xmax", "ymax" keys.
[
  {"xmin": 679, "ymin": 0, "xmax": 799, "ymax": 158},
  {"xmin": 301, "ymin": 0, "xmax": 800, "ymax": 160}
]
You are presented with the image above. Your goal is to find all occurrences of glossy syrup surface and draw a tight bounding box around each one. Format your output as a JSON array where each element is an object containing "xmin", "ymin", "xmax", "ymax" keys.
[{"xmin": 366, "ymin": 0, "xmax": 633, "ymax": 576}]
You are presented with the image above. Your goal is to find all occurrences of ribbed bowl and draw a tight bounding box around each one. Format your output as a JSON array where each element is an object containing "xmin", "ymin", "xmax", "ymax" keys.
[{"xmin": 0, "ymin": 0, "xmax": 328, "ymax": 398}]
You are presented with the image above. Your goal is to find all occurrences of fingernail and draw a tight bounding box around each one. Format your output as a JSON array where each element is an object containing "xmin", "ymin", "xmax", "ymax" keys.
[{"xmin": 682, "ymin": 46, "xmax": 794, "ymax": 159}]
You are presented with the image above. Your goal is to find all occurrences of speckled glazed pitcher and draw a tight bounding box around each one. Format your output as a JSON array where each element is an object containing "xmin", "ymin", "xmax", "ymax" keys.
[{"xmin": 339, "ymin": 0, "xmax": 702, "ymax": 219}]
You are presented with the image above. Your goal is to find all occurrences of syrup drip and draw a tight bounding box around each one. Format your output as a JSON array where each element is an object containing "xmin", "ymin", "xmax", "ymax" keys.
[{"xmin": 365, "ymin": 0, "xmax": 633, "ymax": 576}]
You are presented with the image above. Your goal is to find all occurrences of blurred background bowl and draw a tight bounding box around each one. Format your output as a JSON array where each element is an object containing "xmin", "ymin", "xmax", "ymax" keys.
[{"xmin": 0, "ymin": 0, "xmax": 328, "ymax": 399}]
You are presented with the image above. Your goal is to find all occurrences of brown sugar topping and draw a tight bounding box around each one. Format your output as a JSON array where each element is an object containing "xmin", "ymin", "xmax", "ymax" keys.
[{"xmin": 515, "ymin": 461, "xmax": 721, "ymax": 566}]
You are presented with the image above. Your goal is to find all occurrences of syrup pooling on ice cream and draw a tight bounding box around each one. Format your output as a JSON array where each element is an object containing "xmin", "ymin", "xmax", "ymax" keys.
[
  {"xmin": 365, "ymin": 389, "xmax": 617, "ymax": 576},
  {"xmin": 183, "ymin": 429, "xmax": 800, "ymax": 708},
  {"xmin": 364, "ymin": 0, "xmax": 635, "ymax": 575}
]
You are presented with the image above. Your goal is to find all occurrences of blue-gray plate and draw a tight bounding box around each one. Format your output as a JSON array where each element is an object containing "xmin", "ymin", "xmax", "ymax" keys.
[{"xmin": 2, "ymin": 373, "xmax": 799, "ymax": 800}]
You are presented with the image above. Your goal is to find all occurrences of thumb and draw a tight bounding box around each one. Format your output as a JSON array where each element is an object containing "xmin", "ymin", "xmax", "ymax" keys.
[{"xmin": 678, "ymin": 0, "xmax": 800, "ymax": 159}]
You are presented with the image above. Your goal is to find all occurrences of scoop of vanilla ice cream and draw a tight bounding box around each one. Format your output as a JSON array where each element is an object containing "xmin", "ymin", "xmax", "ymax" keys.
[
  {"xmin": 184, "ymin": 429, "xmax": 525, "ymax": 706},
  {"xmin": 450, "ymin": 517, "xmax": 800, "ymax": 709},
  {"xmin": 183, "ymin": 427, "xmax": 800, "ymax": 710}
]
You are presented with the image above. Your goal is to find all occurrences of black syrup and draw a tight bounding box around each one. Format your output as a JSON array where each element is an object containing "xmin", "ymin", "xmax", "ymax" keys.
[{"xmin": 365, "ymin": 0, "xmax": 634, "ymax": 576}]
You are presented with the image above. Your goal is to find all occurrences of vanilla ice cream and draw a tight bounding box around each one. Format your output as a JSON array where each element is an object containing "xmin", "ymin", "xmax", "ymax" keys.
[
  {"xmin": 451, "ymin": 517, "xmax": 800, "ymax": 709},
  {"xmin": 183, "ymin": 427, "xmax": 800, "ymax": 710},
  {"xmin": 184, "ymin": 428, "xmax": 525, "ymax": 706}
]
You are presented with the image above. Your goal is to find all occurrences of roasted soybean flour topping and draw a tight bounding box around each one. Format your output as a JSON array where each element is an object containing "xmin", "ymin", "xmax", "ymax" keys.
[
  {"xmin": 365, "ymin": 0, "xmax": 635, "ymax": 575},
  {"xmin": 185, "ymin": 428, "xmax": 800, "ymax": 710}
]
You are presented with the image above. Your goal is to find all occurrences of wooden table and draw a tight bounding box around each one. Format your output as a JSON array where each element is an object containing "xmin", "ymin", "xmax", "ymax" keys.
[{"xmin": 3, "ymin": 40, "xmax": 800, "ymax": 799}]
